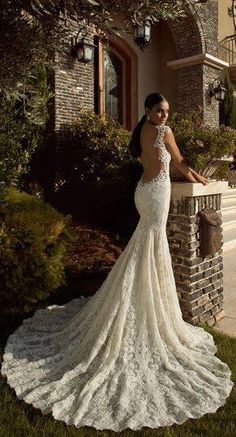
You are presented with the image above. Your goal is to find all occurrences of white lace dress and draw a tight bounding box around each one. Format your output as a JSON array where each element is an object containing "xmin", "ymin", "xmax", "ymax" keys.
[{"xmin": 1, "ymin": 124, "xmax": 234, "ymax": 432}]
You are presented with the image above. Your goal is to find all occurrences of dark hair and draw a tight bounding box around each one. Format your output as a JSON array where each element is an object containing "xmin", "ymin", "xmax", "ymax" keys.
[{"xmin": 128, "ymin": 92, "xmax": 166, "ymax": 158}]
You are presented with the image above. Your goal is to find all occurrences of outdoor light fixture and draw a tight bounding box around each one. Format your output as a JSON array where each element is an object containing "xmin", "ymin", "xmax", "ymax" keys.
[
  {"xmin": 209, "ymin": 78, "xmax": 227, "ymax": 102},
  {"xmin": 134, "ymin": 20, "xmax": 151, "ymax": 50},
  {"xmin": 71, "ymin": 27, "xmax": 96, "ymax": 62}
]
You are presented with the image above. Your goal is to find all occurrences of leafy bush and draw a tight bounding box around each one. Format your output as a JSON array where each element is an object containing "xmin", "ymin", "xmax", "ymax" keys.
[
  {"xmin": 55, "ymin": 110, "xmax": 131, "ymax": 187},
  {"xmin": 51, "ymin": 110, "xmax": 132, "ymax": 224},
  {"xmin": 0, "ymin": 188, "xmax": 71, "ymax": 313},
  {"xmin": 169, "ymin": 110, "xmax": 236, "ymax": 179}
]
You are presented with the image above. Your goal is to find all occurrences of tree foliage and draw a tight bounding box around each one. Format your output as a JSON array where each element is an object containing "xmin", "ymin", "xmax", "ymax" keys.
[
  {"xmin": 220, "ymin": 68, "xmax": 236, "ymax": 129},
  {"xmin": 0, "ymin": 63, "xmax": 53, "ymax": 195},
  {"xmin": 0, "ymin": 0, "xmax": 65, "ymax": 92}
]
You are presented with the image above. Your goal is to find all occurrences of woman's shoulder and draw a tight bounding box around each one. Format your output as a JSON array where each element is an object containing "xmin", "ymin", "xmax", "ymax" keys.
[{"xmin": 164, "ymin": 125, "xmax": 172, "ymax": 134}]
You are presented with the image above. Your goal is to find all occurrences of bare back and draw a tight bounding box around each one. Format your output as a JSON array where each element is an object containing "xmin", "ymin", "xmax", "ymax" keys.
[{"xmin": 139, "ymin": 121, "xmax": 171, "ymax": 184}]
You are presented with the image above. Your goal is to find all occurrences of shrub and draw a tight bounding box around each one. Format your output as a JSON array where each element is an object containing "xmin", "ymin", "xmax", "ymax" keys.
[
  {"xmin": 169, "ymin": 110, "xmax": 236, "ymax": 179},
  {"xmin": 93, "ymin": 159, "xmax": 143, "ymax": 238},
  {"xmin": 55, "ymin": 110, "xmax": 131, "ymax": 187},
  {"xmin": 220, "ymin": 68, "xmax": 236, "ymax": 129},
  {"xmin": 0, "ymin": 188, "xmax": 71, "ymax": 313},
  {"xmin": 51, "ymin": 110, "xmax": 132, "ymax": 223}
]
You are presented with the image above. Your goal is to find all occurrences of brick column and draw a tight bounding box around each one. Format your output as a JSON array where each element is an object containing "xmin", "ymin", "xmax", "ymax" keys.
[
  {"xmin": 167, "ymin": 181, "xmax": 228, "ymax": 326},
  {"xmin": 167, "ymin": 54, "xmax": 229, "ymax": 127},
  {"xmin": 203, "ymin": 64, "xmax": 221, "ymax": 128}
]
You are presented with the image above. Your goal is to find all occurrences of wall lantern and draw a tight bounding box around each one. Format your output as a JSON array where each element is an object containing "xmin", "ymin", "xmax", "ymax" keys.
[
  {"xmin": 71, "ymin": 27, "xmax": 96, "ymax": 62},
  {"xmin": 209, "ymin": 78, "xmax": 227, "ymax": 102},
  {"xmin": 134, "ymin": 20, "xmax": 151, "ymax": 50}
]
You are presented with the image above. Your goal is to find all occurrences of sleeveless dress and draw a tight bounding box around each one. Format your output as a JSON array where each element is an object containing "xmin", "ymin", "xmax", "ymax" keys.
[{"xmin": 1, "ymin": 124, "xmax": 234, "ymax": 432}]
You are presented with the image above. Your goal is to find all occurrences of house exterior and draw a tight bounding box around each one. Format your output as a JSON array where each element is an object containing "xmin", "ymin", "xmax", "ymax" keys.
[
  {"xmin": 50, "ymin": 0, "xmax": 236, "ymax": 133},
  {"xmin": 43, "ymin": 1, "xmax": 236, "ymax": 327}
]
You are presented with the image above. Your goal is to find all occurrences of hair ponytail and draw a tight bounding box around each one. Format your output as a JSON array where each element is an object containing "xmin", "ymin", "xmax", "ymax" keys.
[
  {"xmin": 128, "ymin": 92, "xmax": 166, "ymax": 159},
  {"xmin": 128, "ymin": 115, "xmax": 147, "ymax": 158}
]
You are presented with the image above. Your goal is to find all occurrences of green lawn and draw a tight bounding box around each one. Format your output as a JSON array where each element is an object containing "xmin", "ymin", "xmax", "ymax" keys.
[{"xmin": 0, "ymin": 319, "xmax": 235, "ymax": 437}]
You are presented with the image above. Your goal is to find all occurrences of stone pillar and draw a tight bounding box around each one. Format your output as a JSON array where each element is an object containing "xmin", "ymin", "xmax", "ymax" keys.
[{"xmin": 167, "ymin": 181, "xmax": 228, "ymax": 326}]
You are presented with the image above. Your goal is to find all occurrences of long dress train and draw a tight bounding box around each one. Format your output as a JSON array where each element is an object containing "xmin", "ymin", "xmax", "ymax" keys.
[{"xmin": 1, "ymin": 125, "xmax": 234, "ymax": 432}]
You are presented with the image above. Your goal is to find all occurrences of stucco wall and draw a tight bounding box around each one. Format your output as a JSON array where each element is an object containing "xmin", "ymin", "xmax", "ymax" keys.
[
  {"xmin": 122, "ymin": 24, "xmax": 177, "ymax": 119},
  {"xmin": 218, "ymin": 0, "xmax": 235, "ymax": 41},
  {"xmin": 125, "ymin": 26, "xmax": 162, "ymax": 119}
]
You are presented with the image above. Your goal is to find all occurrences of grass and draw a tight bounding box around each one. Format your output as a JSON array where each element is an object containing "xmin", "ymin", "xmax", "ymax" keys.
[{"xmin": 0, "ymin": 320, "xmax": 235, "ymax": 437}]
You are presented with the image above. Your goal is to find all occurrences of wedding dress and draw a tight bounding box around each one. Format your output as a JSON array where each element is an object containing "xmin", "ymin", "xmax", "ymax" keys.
[{"xmin": 1, "ymin": 124, "xmax": 234, "ymax": 432}]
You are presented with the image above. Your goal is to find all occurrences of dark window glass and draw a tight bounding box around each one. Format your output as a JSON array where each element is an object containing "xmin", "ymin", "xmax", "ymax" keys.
[{"xmin": 104, "ymin": 50, "xmax": 123, "ymax": 124}]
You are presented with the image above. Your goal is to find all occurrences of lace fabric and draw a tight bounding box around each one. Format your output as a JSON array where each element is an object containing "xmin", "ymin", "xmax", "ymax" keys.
[{"xmin": 1, "ymin": 124, "xmax": 234, "ymax": 432}]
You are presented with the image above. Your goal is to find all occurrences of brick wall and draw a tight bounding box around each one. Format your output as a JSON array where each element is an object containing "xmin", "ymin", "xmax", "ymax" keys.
[
  {"xmin": 49, "ymin": 23, "xmax": 95, "ymax": 133},
  {"xmin": 203, "ymin": 64, "xmax": 220, "ymax": 127},
  {"xmin": 197, "ymin": 0, "xmax": 218, "ymax": 56},
  {"xmin": 167, "ymin": 0, "xmax": 221, "ymax": 126},
  {"xmin": 167, "ymin": 193, "xmax": 224, "ymax": 326},
  {"xmin": 168, "ymin": 11, "xmax": 203, "ymax": 57},
  {"xmin": 176, "ymin": 64, "xmax": 203, "ymax": 114}
]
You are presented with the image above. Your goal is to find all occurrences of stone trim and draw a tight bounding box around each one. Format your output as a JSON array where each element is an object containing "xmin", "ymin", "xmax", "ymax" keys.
[
  {"xmin": 171, "ymin": 181, "xmax": 229, "ymax": 200},
  {"xmin": 167, "ymin": 53, "xmax": 229, "ymax": 71}
]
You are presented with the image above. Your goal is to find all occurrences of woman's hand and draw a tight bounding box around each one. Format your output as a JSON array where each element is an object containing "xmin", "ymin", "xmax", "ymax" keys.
[
  {"xmin": 193, "ymin": 172, "xmax": 208, "ymax": 185},
  {"xmin": 188, "ymin": 167, "xmax": 208, "ymax": 185}
]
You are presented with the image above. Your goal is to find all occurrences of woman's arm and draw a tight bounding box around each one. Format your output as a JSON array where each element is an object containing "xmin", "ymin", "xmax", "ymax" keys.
[{"xmin": 164, "ymin": 128, "xmax": 208, "ymax": 185}]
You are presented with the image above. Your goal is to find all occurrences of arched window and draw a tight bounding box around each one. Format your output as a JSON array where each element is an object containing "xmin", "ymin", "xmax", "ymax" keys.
[{"xmin": 94, "ymin": 35, "xmax": 138, "ymax": 130}]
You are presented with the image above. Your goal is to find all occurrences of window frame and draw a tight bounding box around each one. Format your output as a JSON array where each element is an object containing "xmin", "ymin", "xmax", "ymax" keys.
[{"xmin": 94, "ymin": 34, "xmax": 138, "ymax": 130}]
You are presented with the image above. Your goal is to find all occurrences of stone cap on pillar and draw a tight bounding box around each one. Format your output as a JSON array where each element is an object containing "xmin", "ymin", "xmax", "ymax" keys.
[
  {"xmin": 170, "ymin": 180, "xmax": 229, "ymax": 200},
  {"xmin": 167, "ymin": 53, "xmax": 229, "ymax": 70}
]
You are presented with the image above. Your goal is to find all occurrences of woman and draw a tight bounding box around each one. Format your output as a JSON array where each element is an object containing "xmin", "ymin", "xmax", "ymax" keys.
[{"xmin": 1, "ymin": 93, "xmax": 234, "ymax": 432}]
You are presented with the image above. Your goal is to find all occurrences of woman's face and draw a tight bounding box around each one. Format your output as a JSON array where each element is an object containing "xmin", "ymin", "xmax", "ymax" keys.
[{"xmin": 146, "ymin": 100, "xmax": 169, "ymax": 125}]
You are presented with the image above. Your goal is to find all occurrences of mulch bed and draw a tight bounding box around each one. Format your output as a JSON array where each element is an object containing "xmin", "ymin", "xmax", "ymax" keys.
[
  {"xmin": 65, "ymin": 223, "xmax": 126, "ymax": 276},
  {"xmin": 57, "ymin": 223, "xmax": 128, "ymax": 301}
]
